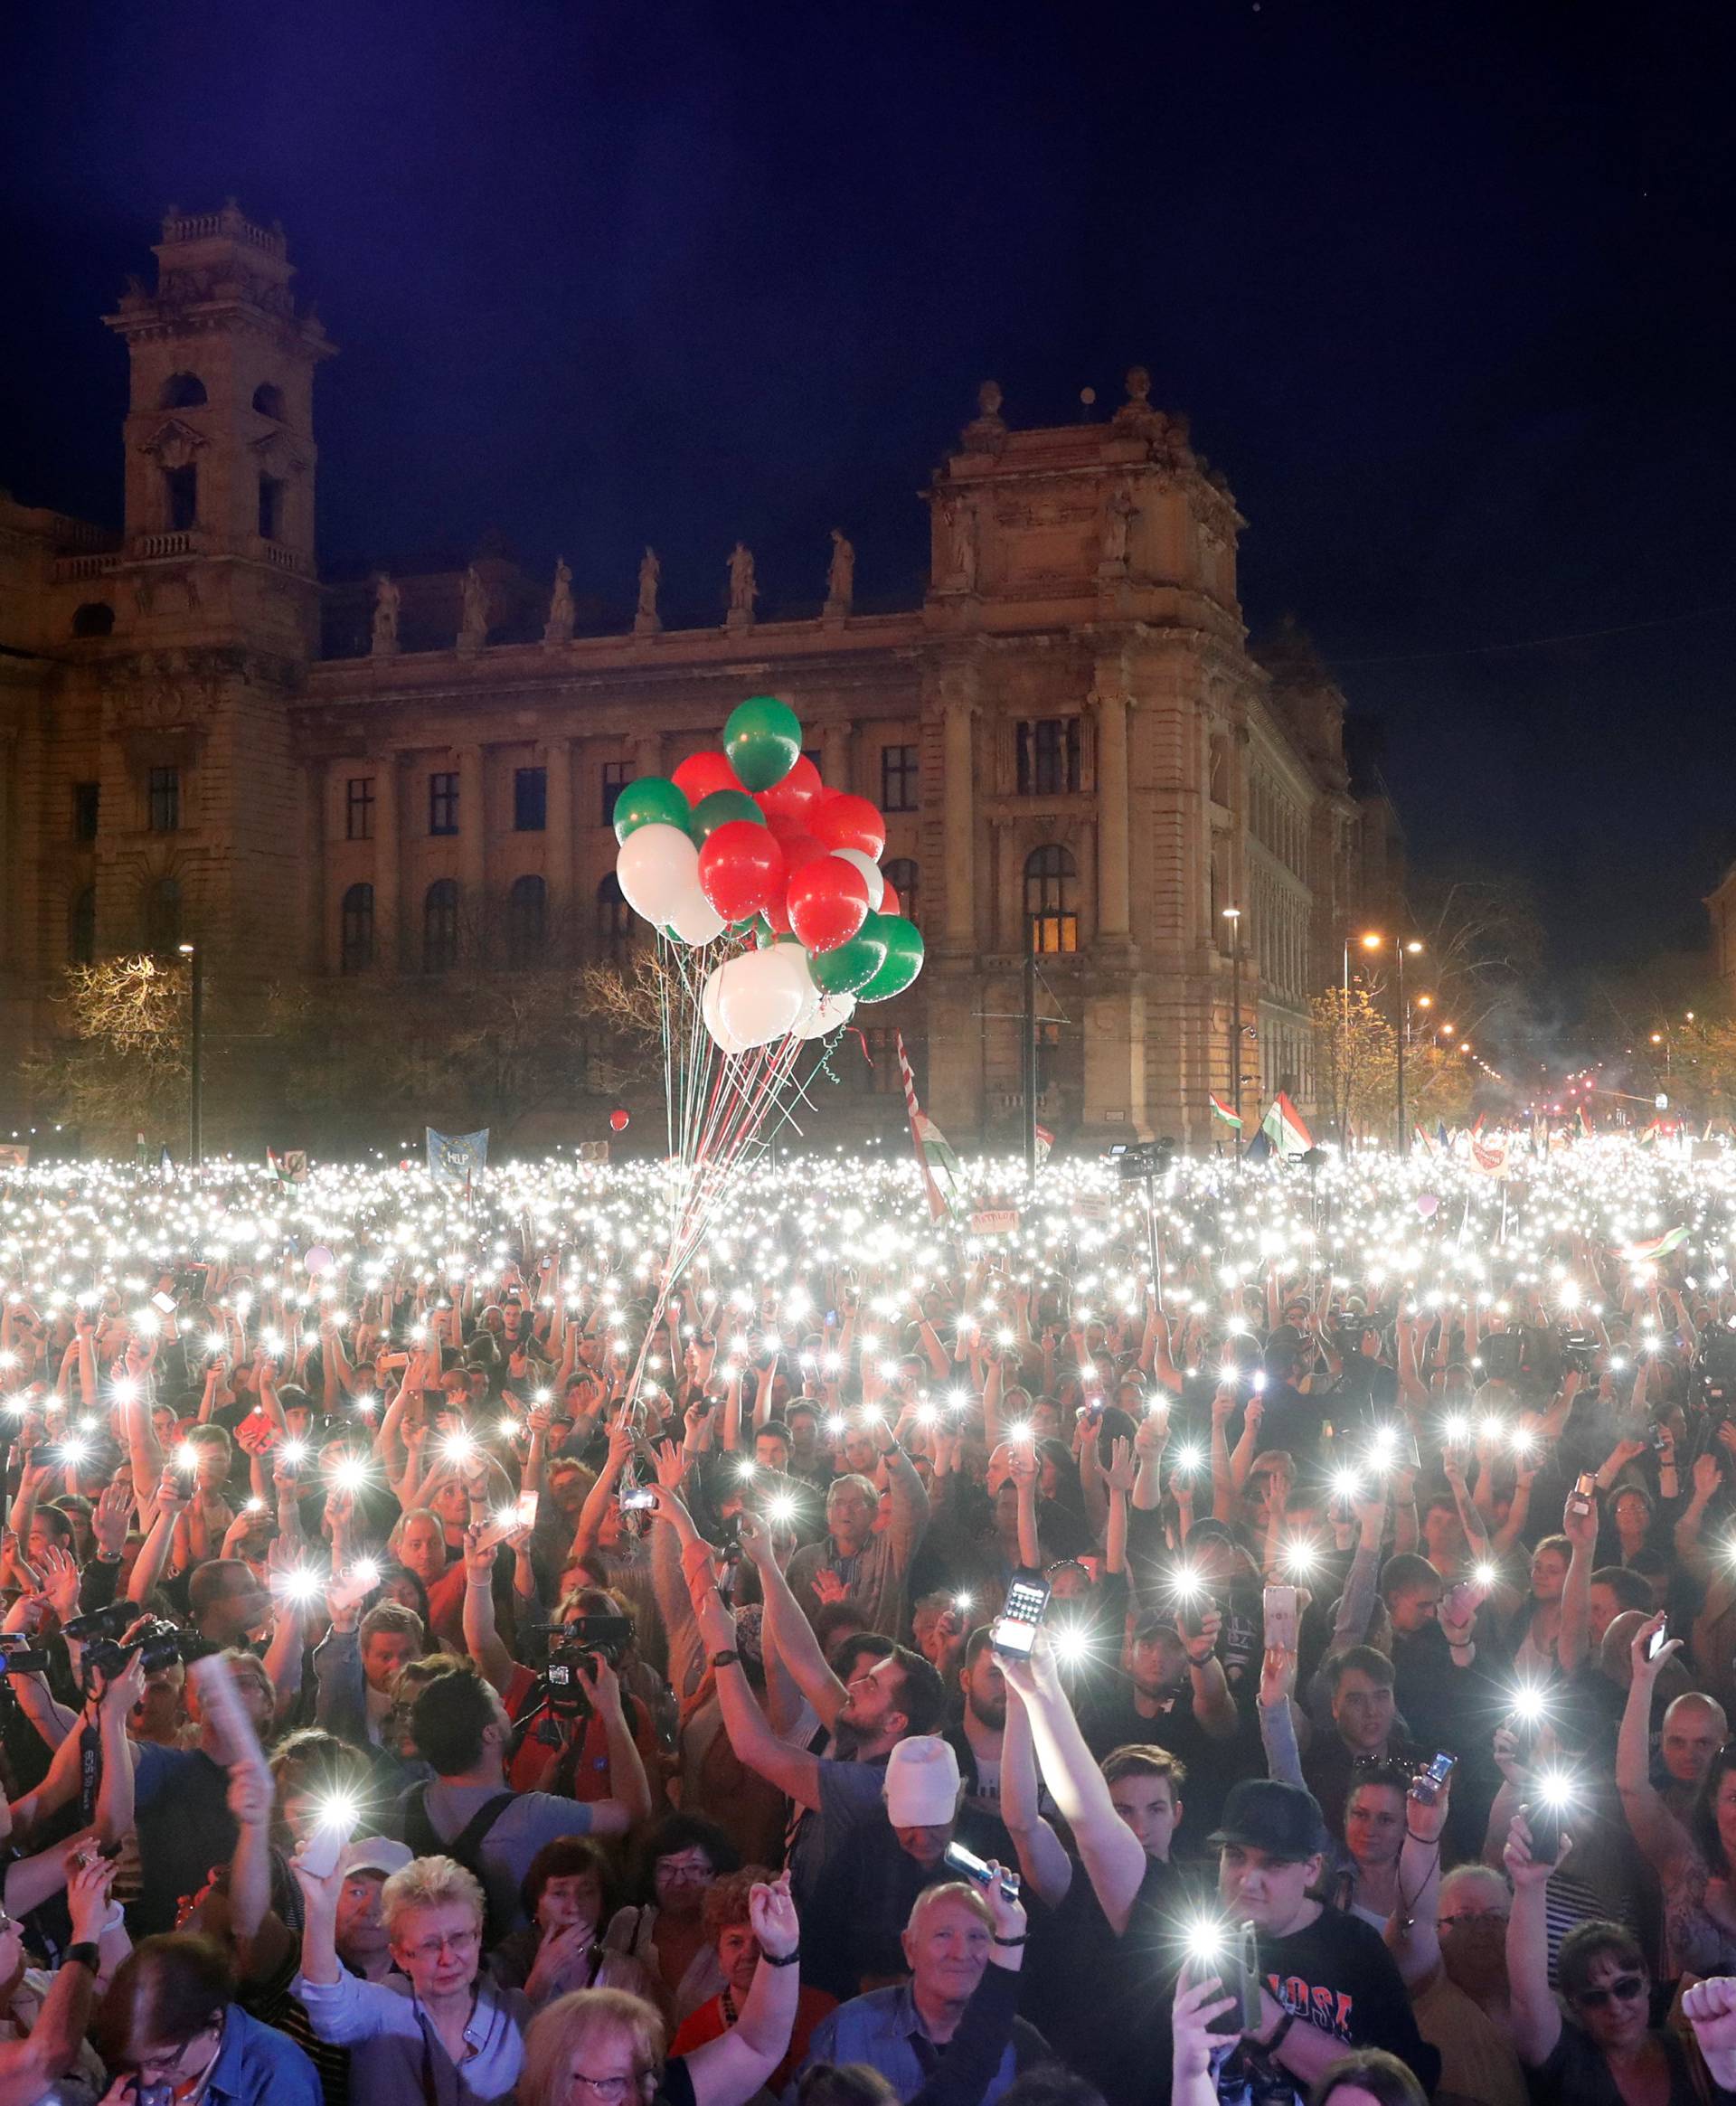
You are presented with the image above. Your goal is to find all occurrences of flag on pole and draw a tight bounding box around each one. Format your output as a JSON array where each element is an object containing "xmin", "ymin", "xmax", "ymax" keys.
[
  {"xmin": 1619, "ymin": 1224, "xmax": 1689, "ymax": 1263},
  {"xmin": 896, "ymin": 1033, "xmax": 957, "ymax": 1222},
  {"xmin": 1577, "ymin": 1105, "xmax": 1593, "ymax": 1138},
  {"xmin": 426, "ymin": 1128, "xmax": 488, "ymax": 1190},
  {"xmin": 1033, "ymin": 1123, "xmax": 1055, "ymax": 1170},
  {"xmin": 1260, "ymin": 1093, "xmax": 1314, "ymax": 1159},
  {"xmin": 1209, "ymin": 1093, "xmax": 1243, "ymax": 1131}
]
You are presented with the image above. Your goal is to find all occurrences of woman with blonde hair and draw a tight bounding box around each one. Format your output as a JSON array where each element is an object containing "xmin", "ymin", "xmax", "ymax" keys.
[{"xmin": 518, "ymin": 1873, "xmax": 798, "ymax": 2106}]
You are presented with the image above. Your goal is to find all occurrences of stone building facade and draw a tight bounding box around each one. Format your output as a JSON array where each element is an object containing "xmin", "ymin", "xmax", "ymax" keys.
[{"xmin": 0, "ymin": 205, "xmax": 1401, "ymax": 1148}]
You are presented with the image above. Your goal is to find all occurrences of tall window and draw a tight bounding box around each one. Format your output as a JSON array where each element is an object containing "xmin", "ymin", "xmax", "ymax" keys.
[
  {"xmin": 429, "ymin": 771, "xmax": 459, "ymax": 836},
  {"xmin": 423, "ymin": 879, "xmax": 458, "ymax": 972},
  {"xmin": 600, "ymin": 762, "xmax": 629, "ymax": 826},
  {"xmin": 802, "ymin": 746, "xmax": 825, "ymax": 780},
  {"xmin": 72, "ymin": 783, "xmax": 99, "ymax": 842},
  {"xmin": 597, "ymin": 874, "xmax": 631, "ymax": 959},
  {"xmin": 883, "ymin": 857, "xmax": 919, "ymax": 928},
  {"xmin": 1015, "ymin": 718, "xmax": 1080, "ymax": 797},
  {"xmin": 507, "ymin": 874, "xmax": 547, "ymax": 965},
  {"xmin": 1024, "ymin": 845, "xmax": 1078, "ymax": 953},
  {"xmin": 345, "ymin": 778, "xmax": 375, "ymax": 842},
  {"xmin": 340, "ymin": 883, "xmax": 374, "ymax": 974},
  {"xmin": 146, "ymin": 876, "xmax": 182, "ymax": 954},
  {"xmin": 69, "ymin": 888, "xmax": 95, "ymax": 966},
  {"xmin": 147, "ymin": 766, "xmax": 180, "ymax": 834},
  {"xmin": 258, "ymin": 475, "xmax": 285, "ymax": 541},
  {"xmin": 881, "ymin": 743, "xmax": 919, "ymax": 813},
  {"xmin": 164, "ymin": 466, "xmax": 197, "ymax": 532},
  {"xmin": 514, "ymin": 767, "xmax": 547, "ymax": 832}
]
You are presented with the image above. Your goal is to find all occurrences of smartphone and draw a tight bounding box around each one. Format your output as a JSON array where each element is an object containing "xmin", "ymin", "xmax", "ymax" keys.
[
  {"xmin": 943, "ymin": 1839, "xmax": 1020, "ymax": 1901},
  {"xmin": 150, "ymin": 1290, "xmax": 177, "ymax": 1316},
  {"xmin": 618, "ymin": 1484, "xmax": 656, "ymax": 1514},
  {"xmin": 1442, "ymin": 1579, "xmax": 1478, "ymax": 1624},
  {"xmin": 1647, "ymin": 1619, "xmax": 1671, "ymax": 1662},
  {"xmin": 476, "ymin": 1489, "xmax": 541, "ymax": 1551},
  {"xmin": 326, "ymin": 1563, "xmax": 379, "ymax": 1616},
  {"xmin": 1262, "ymin": 1583, "xmax": 1299, "ymax": 1654},
  {"xmin": 1184, "ymin": 1921, "xmax": 1262, "ymax": 2036},
  {"xmin": 1567, "ymin": 1472, "xmax": 1597, "ymax": 1518},
  {"xmin": 1523, "ymin": 1796, "xmax": 1563, "ymax": 1865},
  {"xmin": 990, "ymin": 1575, "xmax": 1052, "ymax": 1659},
  {"xmin": 1412, "ymin": 1752, "xmax": 1456, "ymax": 1805},
  {"xmin": 377, "ymin": 1351, "xmax": 410, "ymax": 1373},
  {"xmin": 294, "ymin": 1810, "xmax": 359, "ymax": 1882}
]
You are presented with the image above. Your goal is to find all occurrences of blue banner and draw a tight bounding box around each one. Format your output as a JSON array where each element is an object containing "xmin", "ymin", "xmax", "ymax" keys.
[{"xmin": 426, "ymin": 1127, "xmax": 489, "ymax": 1187}]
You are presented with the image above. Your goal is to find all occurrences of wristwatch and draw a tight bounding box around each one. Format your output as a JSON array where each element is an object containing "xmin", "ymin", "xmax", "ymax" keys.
[
  {"xmin": 710, "ymin": 1649, "xmax": 741, "ymax": 1669},
  {"xmin": 64, "ymin": 1942, "xmax": 100, "ymax": 1974}
]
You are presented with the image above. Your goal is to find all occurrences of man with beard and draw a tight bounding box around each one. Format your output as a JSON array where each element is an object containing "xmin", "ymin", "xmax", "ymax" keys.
[
  {"xmin": 945, "ymin": 1629, "xmax": 1011, "ymax": 1838},
  {"xmin": 1385, "ymin": 1765, "xmax": 1527, "ymax": 2106}
]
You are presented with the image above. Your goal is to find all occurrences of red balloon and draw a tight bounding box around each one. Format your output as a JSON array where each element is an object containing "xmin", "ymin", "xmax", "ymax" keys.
[
  {"xmin": 698, "ymin": 820, "xmax": 786, "ymax": 922},
  {"xmin": 672, "ymin": 751, "xmax": 745, "ymax": 807},
  {"xmin": 609, "ymin": 1108, "xmax": 630, "ymax": 1133},
  {"xmin": 881, "ymin": 879, "xmax": 901, "ymax": 919},
  {"xmin": 757, "ymin": 752, "xmax": 823, "ymax": 827},
  {"xmin": 809, "ymin": 791, "xmax": 886, "ymax": 860},
  {"xmin": 788, "ymin": 856, "xmax": 871, "ymax": 954},
  {"xmin": 763, "ymin": 834, "xmax": 832, "ymax": 935}
]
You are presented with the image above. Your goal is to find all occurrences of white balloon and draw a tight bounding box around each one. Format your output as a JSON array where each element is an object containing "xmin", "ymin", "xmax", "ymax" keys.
[
  {"xmin": 718, "ymin": 945, "xmax": 810, "ymax": 1047},
  {"xmin": 671, "ymin": 891, "xmax": 726, "ymax": 946},
  {"xmin": 791, "ymin": 988, "xmax": 856, "ymax": 1042},
  {"xmin": 832, "ymin": 847, "xmax": 884, "ymax": 911},
  {"xmin": 701, "ymin": 965, "xmax": 749, "ymax": 1055},
  {"xmin": 616, "ymin": 825, "xmax": 700, "ymax": 927}
]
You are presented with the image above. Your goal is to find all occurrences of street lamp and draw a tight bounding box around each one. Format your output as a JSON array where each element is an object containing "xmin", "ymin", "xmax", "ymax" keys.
[
  {"xmin": 1359, "ymin": 931, "xmax": 1422, "ymax": 1155},
  {"xmin": 1222, "ymin": 907, "xmax": 1243, "ymax": 1157},
  {"xmin": 177, "ymin": 942, "xmax": 203, "ymax": 1168}
]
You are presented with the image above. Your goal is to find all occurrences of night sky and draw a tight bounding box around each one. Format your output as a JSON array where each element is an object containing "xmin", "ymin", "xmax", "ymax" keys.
[{"xmin": 5, "ymin": 1, "xmax": 1732, "ymax": 986}]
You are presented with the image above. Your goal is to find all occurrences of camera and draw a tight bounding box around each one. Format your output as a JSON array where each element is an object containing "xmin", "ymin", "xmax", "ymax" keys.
[
  {"xmin": 0, "ymin": 1632, "xmax": 50, "ymax": 1675},
  {"xmin": 543, "ymin": 1614, "xmax": 633, "ymax": 1719},
  {"xmin": 83, "ymin": 1618, "xmax": 186, "ymax": 1684},
  {"xmin": 62, "ymin": 1601, "xmax": 134, "ymax": 1645},
  {"xmin": 1108, "ymin": 1138, "xmax": 1175, "ymax": 1184}
]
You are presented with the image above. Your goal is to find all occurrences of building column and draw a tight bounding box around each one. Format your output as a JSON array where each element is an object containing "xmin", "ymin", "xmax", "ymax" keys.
[
  {"xmin": 941, "ymin": 698, "xmax": 976, "ymax": 954},
  {"xmin": 820, "ymin": 722, "xmax": 853, "ymax": 793},
  {"xmin": 1092, "ymin": 689, "xmax": 1132, "ymax": 949},
  {"xmin": 631, "ymin": 734, "xmax": 662, "ymax": 782},
  {"xmin": 458, "ymin": 743, "xmax": 486, "ymax": 953},
  {"xmin": 373, "ymin": 754, "xmax": 401, "ymax": 972},
  {"xmin": 543, "ymin": 736, "xmax": 573, "ymax": 963}
]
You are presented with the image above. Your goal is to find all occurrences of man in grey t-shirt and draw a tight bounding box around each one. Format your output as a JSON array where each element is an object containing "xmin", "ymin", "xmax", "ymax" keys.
[{"xmin": 390, "ymin": 1654, "xmax": 647, "ymax": 1932}]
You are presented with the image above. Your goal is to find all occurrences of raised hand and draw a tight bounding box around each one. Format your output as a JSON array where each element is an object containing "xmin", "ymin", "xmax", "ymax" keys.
[
  {"xmin": 1259, "ymin": 1643, "xmax": 1297, "ymax": 1710},
  {"xmin": 38, "ymin": 1543, "xmax": 81, "ymax": 1623},
  {"xmin": 748, "ymin": 1869, "xmax": 798, "ymax": 1959},
  {"xmin": 92, "ymin": 1477, "xmax": 135, "ymax": 1559},
  {"xmin": 1103, "ymin": 1435, "xmax": 1137, "ymax": 1497}
]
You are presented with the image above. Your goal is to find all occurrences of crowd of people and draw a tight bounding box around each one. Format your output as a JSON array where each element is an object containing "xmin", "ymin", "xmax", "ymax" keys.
[{"xmin": 1, "ymin": 1140, "xmax": 1736, "ymax": 2106}]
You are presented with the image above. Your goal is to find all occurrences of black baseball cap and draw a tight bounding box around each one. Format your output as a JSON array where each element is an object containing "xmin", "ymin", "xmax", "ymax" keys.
[{"xmin": 1207, "ymin": 1779, "xmax": 1329, "ymax": 1862}]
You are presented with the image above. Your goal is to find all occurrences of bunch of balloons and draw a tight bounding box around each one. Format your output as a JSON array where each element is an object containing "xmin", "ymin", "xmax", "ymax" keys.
[{"xmin": 610, "ymin": 696, "xmax": 925, "ymax": 1052}]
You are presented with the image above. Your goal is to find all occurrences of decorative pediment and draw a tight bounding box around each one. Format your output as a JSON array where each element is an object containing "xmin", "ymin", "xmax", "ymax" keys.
[
  {"xmin": 250, "ymin": 430, "xmax": 310, "ymax": 477},
  {"xmin": 137, "ymin": 418, "xmax": 207, "ymax": 470}
]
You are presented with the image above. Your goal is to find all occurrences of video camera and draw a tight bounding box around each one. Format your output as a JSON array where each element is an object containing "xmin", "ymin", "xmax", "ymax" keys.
[
  {"xmin": 70, "ymin": 1609, "xmax": 195, "ymax": 1685},
  {"xmin": 1108, "ymin": 1138, "xmax": 1175, "ymax": 1184},
  {"xmin": 0, "ymin": 1631, "xmax": 51, "ymax": 1675},
  {"xmin": 542, "ymin": 1613, "xmax": 633, "ymax": 1720}
]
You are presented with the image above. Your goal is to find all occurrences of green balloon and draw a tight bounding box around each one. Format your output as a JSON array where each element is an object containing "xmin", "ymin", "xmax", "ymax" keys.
[
  {"xmin": 856, "ymin": 914, "xmax": 925, "ymax": 1001},
  {"xmin": 808, "ymin": 921, "xmax": 890, "ymax": 996},
  {"xmin": 691, "ymin": 789, "xmax": 767, "ymax": 844},
  {"xmin": 611, "ymin": 775, "xmax": 691, "ymax": 845},
  {"xmin": 723, "ymin": 695, "xmax": 803, "ymax": 792}
]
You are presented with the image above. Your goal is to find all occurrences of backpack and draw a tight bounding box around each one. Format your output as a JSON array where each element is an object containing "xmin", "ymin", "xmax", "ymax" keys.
[{"xmin": 401, "ymin": 1782, "xmax": 516, "ymax": 1948}]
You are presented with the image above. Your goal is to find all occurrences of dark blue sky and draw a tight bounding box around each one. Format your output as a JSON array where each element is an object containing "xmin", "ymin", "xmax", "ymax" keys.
[{"xmin": 5, "ymin": 0, "xmax": 1732, "ymax": 977}]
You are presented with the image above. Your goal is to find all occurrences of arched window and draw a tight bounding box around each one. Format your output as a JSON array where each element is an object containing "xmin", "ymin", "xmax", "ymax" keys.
[
  {"xmin": 883, "ymin": 857, "xmax": 919, "ymax": 929},
  {"xmin": 1024, "ymin": 845, "xmax": 1078, "ymax": 954},
  {"xmin": 423, "ymin": 879, "xmax": 458, "ymax": 973},
  {"xmin": 158, "ymin": 373, "xmax": 208, "ymax": 410},
  {"xmin": 507, "ymin": 874, "xmax": 546, "ymax": 966},
  {"xmin": 251, "ymin": 382, "xmax": 286, "ymax": 420},
  {"xmin": 340, "ymin": 883, "xmax": 374, "ymax": 975},
  {"xmin": 597, "ymin": 874, "xmax": 632, "ymax": 959},
  {"xmin": 145, "ymin": 876, "xmax": 182, "ymax": 954},
  {"xmin": 69, "ymin": 888, "xmax": 95, "ymax": 966},
  {"xmin": 1209, "ymin": 733, "xmax": 1231, "ymax": 807},
  {"xmin": 71, "ymin": 602, "xmax": 114, "ymax": 638}
]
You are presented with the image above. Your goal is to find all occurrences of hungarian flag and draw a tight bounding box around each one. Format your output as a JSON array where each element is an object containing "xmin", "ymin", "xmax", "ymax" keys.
[
  {"xmin": 1209, "ymin": 1093, "xmax": 1242, "ymax": 1132},
  {"xmin": 896, "ymin": 1032, "xmax": 958, "ymax": 1221},
  {"xmin": 1577, "ymin": 1106, "xmax": 1593, "ymax": 1138},
  {"xmin": 1620, "ymin": 1224, "xmax": 1689, "ymax": 1263},
  {"xmin": 1260, "ymin": 1093, "xmax": 1313, "ymax": 1158}
]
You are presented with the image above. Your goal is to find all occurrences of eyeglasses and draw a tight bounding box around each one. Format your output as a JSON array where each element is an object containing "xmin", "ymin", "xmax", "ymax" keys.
[
  {"xmin": 569, "ymin": 2075, "xmax": 639, "ymax": 2103},
  {"xmin": 400, "ymin": 1929, "xmax": 480, "ymax": 1963},
  {"xmin": 133, "ymin": 2025, "xmax": 219, "ymax": 2081},
  {"xmin": 1575, "ymin": 1975, "xmax": 1646, "ymax": 2010},
  {"xmin": 654, "ymin": 1856, "xmax": 712, "ymax": 1884}
]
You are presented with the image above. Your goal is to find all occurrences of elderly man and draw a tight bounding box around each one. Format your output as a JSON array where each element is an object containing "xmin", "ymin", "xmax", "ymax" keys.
[
  {"xmin": 790, "ymin": 1880, "xmax": 1048, "ymax": 2103},
  {"xmin": 785, "ymin": 1425, "xmax": 929, "ymax": 1639}
]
